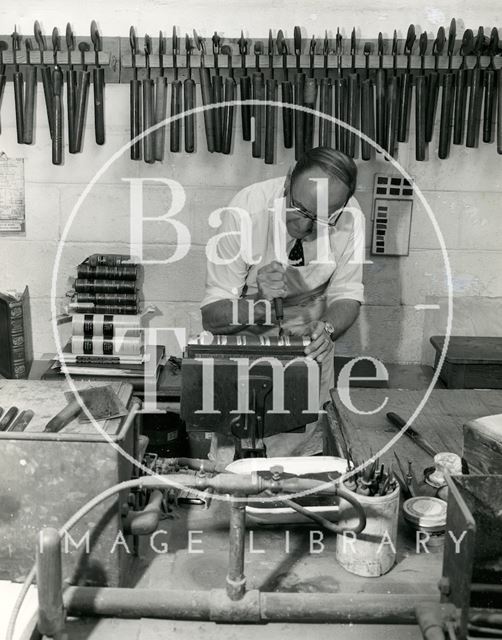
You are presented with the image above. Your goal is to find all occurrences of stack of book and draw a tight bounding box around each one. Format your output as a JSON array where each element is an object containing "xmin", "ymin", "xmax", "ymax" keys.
[{"xmin": 52, "ymin": 254, "xmax": 164, "ymax": 379}]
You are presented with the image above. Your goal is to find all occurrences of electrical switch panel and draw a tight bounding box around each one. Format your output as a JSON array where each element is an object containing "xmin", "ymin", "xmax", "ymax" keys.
[{"xmin": 371, "ymin": 174, "xmax": 415, "ymax": 256}]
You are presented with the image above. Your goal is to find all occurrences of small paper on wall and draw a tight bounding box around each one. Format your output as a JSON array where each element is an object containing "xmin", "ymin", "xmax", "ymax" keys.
[{"xmin": 0, "ymin": 156, "xmax": 25, "ymax": 234}]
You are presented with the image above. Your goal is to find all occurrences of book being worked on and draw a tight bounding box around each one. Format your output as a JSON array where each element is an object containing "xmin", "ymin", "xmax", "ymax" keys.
[{"xmin": 0, "ymin": 286, "xmax": 33, "ymax": 378}]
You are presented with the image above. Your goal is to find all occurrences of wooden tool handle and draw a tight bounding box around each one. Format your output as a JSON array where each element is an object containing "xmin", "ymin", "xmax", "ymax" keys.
[
  {"xmin": 453, "ymin": 68, "xmax": 468, "ymax": 145},
  {"xmin": 93, "ymin": 66, "xmax": 105, "ymax": 145},
  {"xmin": 74, "ymin": 70, "xmax": 90, "ymax": 152},
  {"xmin": 438, "ymin": 73, "xmax": 455, "ymax": 159},
  {"xmin": 318, "ymin": 77, "xmax": 332, "ymax": 146},
  {"xmin": 466, "ymin": 67, "xmax": 483, "ymax": 148},
  {"xmin": 130, "ymin": 78, "xmax": 141, "ymax": 159},
  {"xmin": 281, "ymin": 80, "xmax": 293, "ymax": 149},
  {"xmin": 170, "ymin": 79, "xmax": 182, "ymax": 153},
  {"xmin": 240, "ymin": 75, "xmax": 252, "ymax": 141},
  {"xmin": 482, "ymin": 69, "xmax": 495, "ymax": 143},
  {"xmin": 23, "ymin": 66, "xmax": 37, "ymax": 145},
  {"xmin": 222, "ymin": 77, "xmax": 235, "ymax": 155},
  {"xmin": 386, "ymin": 411, "xmax": 437, "ymax": 458},
  {"xmin": 346, "ymin": 73, "xmax": 359, "ymax": 158},
  {"xmin": 293, "ymin": 72, "xmax": 305, "ymax": 160},
  {"xmin": 41, "ymin": 66, "xmax": 55, "ymax": 138},
  {"xmin": 212, "ymin": 74, "xmax": 223, "ymax": 152},
  {"xmin": 303, "ymin": 77, "xmax": 317, "ymax": 152},
  {"xmin": 0, "ymin": 407, "xmax": 19, "ymax": 431},
  {"xmin": 334, "ymin": 76, "xmax": 347, "ymax": 153},
  {"xmin": 360, "ymin": 79, "xmax": 374, "ymax": 160},
  {"xmin": 45, "ymin": 400, "xmax": 81, "ymax": 433},
  {"xmin": 142, "ymin": 78, "xmax": 155, "ymax": 163},
  {"xmin": 184, "ymin": 78, "xmax": 195, "ymax": 153},
  {"xmin": 154, "ymin": 77, "xmax": 168, "ymax": 160},
  {"xmin": 425, "ymin": 71, "xmax": 440, "ymax": 143},
  {"xmin": 252, "ymin": 72, "xmax": 264, "ymax": 158},
  {"xmin": 8, "ymin": 409, "xmax": 34, "ymax": 432},
  {"xmin": 265, "ymin": 77, "xmax": 277, "ymax": 164},
  {"xmin": 66, "ymin": 69, "xmax": 77, "ymax": 152},
  {"xmin": 415, "ymin": 74, "xmax": 427, "ymax": 161},
  {"xmin": 386, "ymin": 75, "xmax": 400, "ymax": 158},
  {"xmin": 52, "ymin": 68, "xmax": 63, "ymax": 165},
  {"xmin": 199, "ymin": 66, "xmax": 215, "ymax": 152},
  {"xmin": 397, "ymin": 72, "xmax": 412, "ymax": 142},
  {"xmin": 375, "ymin": 68, "xmax": 387, "ymax": 150},
  {"xmin": 0, "ymin": 75, "xmax": 6, "ymax": 134},
  {"xmin": 13, "ymin": 71, "xmax": 25, "ymax": 144},
  {"xmin": 498, "ymin": 69, "xmax": 502, "ymax": 154}
]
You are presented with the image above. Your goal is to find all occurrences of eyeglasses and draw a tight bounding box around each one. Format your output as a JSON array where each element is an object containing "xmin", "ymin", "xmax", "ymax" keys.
[{"xmin": 287, "ymin": 190, "xmax": 350, "ymax": 228}]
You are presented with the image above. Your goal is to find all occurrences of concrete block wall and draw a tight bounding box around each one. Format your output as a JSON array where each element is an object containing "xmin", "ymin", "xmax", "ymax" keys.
[{"xmin": 1, "ymin": 1, "xmax": 501, "ymax": 363}]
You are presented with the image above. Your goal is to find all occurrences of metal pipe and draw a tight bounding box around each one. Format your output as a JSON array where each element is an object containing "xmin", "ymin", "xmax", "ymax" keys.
[
  {"xmin": 65, "ymin": 587, "xmax": 438, "ymax": 624},
  {"xmin": 36, "ymin": 528, "xmax": 65, "ymax": 638},
  {"xmin": 415, "ymin": 603, "xmax": 448, "ymax": 640},
  {"xmin": 123, "ymin": 489, "xmax": 164, "ymax": 536},
  {"xmin": 227, "ymin": 499, "xmax": 246, "ymax": 600}
]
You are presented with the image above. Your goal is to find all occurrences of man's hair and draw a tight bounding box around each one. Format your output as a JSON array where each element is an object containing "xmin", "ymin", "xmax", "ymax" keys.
[{"xmin": 291, "ymin": 147, "xmax": 358, "ymax": 198}]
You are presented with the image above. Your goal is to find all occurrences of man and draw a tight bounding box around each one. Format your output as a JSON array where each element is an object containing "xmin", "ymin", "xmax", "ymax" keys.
[{"xmin": 201, "ymin": 147, "xmax": 365, "ymax": 458}]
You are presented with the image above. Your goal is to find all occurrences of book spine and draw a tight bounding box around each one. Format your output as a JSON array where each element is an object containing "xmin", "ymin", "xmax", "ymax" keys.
[
  {"xmin": 87, "ymin": 254, "xmax": 132, "ymax": 267},
  {"xmin": 72, "ymin": 314, "xmax": 141, "ymax": 338},
  {"xmin": 74, "ymin": 279, "xmax": 136, "ymax": 293},
  {"xmin": 76, "ymin": 293, "xmax": 138, "ymax": 305},
  {"xmin": 8, "ymin": 301, "xmax": 28, "ymax": 378},
  {"xmin": 71, "ymin": 335, "xmax": 143, "ymax": 356},
  {"xmin": 77, "ymin": 264, "xmax": 138, "ymax": 280},
  {"xmin": 69, "ymin": 303, "xmax": 139, "ymax": 315}
]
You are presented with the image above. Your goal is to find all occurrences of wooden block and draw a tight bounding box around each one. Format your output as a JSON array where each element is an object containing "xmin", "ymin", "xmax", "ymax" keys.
[{"xmin": 463, "ymin": 414, "xmax": 502, "ymax": 474}]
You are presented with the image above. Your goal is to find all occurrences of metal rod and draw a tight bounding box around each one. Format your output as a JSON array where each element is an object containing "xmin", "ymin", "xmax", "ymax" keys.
[
  {"xmin": 226, "ymin": 499, "xmax": 247, "ymax": 601},
  {"xmin": 36, "ymin": 528, "xmax": 65, "ymax": 637}
]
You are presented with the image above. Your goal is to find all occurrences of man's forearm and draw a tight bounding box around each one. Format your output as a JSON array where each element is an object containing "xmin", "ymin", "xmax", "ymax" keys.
[
  {"xmin": 201, "ymin": 298, "xmax": 276, "ymax": 335},
  {"xmin": 324, "ymin": 299, "xmax": 361, "ymax": 340}
]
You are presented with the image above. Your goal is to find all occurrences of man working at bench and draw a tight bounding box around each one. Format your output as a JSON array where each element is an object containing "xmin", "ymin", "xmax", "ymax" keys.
[{"xmin": 201, "ymin": 147, "xmax": 365, "ymax": 457}]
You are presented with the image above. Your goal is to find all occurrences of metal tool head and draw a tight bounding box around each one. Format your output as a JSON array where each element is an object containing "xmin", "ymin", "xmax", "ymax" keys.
[
  {"xmin": 489, "ymin": 26, "xmax": 500, "ymax": 57},
  {"xmin": 193, "ymin": 29, "xmax": 204, "ymax": 52},
  {"xmin": 34, "ymin": 20, "xmax": 45, "ymax": 51},
  {"xmin": 221, "ymin": 42, "xmax": 233, "ymax": 68},
  {"xmin": 64, "ymin": 385, "xmax": 128, "ymax": 424},
  {"xmin": 129, "ymin": 26, "xmax": 137, "ymax": 54},
  {"xmin": 392, "ymin": 29, "xmax": 398, "ymax": 55},
  {"xmin": 293, "ymin": 25, "xmax": 302, "ymax": 53},
  {"xmin": 460, "ymin": 29, "xmax": 474, "ymax": 57},
  {"xmin": 335, "ymin": 27, "xmax": 342, "ymax": 55},
  {"xmin": 66, "ymin": 23, "xmax": 74, "ymax": 50},
  {"xmin": 25, "ymin": 37, "xmax": 32, "ymax": 55},
  {"xmin": 11, "ymin": 27, "xmax": 21, "ymax": 51},
  {"xmin": 276, "ymin": 29, "xmax": 286, "ymax": 55},
  {"xmin": 238, "ymin": 30, "xmax": 247, "ymax": 55},
  {"xmin": 158, "ymin": 30, "xmax": 165, "ymax": 56},
  {"xmin": 212, "ymin": 31, "xmax": 220, "ymax": 54},
  {"xmin": 473, "ymin": 26, "xmax": 485, "ymax": 57},
  {"xmin": 378, "ymin": 31, "xmax": 383, "ymax": 56},
  {"xmin": 185, "ymin": 33, "xmax": 192, "ymax": 54},
  {"xmin": 309, "ymin": 34, "xmax": 317, "ymax": 55},
  {"xmin": 254, "ymin": 41, "xmax": 263, "ymax": 55},
  {"xmin": 405, "ymin": 24, "xmax": 416, "ymax": 54},
  {"xmin": 447, "ymin": 18, "xmax": 456, "ymax": 56},
  {"xmin": 269, "ymin": 29, "xmax": 274, "ymax": 55},
  {"xmin": 52, "ymin": 27, "xmax": 60, "ymax": 53},
  {"xmin": 144, "ymin": 33, "xmax": 152, "ymax": 64},
  {"xmin": 90, "ymin": 20, "xmax": 101, "ymax": 51},
  {"xmin": 323, "ymin": 30, "xmax": 329, "ymax": 54},
  {"xmin": 419, "ymin": 31, "xmax": 428, "ymax": 56}
]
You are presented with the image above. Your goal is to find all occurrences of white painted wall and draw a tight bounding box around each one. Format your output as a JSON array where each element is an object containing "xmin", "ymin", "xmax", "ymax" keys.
[{"xmin": 1, "ymin": 1, "xmax": 502, "ymax": 364}]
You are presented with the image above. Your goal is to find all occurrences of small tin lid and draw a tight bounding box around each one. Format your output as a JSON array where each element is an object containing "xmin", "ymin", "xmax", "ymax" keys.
[{"xmin": 403, "ymin": 497, "xmax": 448, "ymax": 529}]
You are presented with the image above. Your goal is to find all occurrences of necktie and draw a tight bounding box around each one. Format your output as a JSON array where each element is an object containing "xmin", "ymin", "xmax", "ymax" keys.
[{"xmin": 288, "ymin": 238, "xmax": 305, "ymax": 266}]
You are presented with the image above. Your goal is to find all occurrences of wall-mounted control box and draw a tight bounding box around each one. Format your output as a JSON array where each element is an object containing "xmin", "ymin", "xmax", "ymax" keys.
[{"xmin": 371, "ymin": 174, "xmax": 415, "ymax": 256}]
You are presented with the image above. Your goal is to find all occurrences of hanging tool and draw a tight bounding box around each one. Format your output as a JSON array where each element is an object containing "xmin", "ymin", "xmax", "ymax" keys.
[
  {"xmin": 51, "ymin": 27, "xmax": 63, "ymax": 165},
  {"xmin": 90, "ymin": 20, "xmax": 105, "ymax": 145},
  {"xmin": 74, "ymin": 41, "xmax": 91, "ymax": 152},
  {"xmin": 65, "ymin": 24, "xmax": 77, "ymax": 153},
  {"xmin": 277, "ymin": 30, "xmax": 293, "ymax": 149},
  {"xmin": 211, "ymin": 31, "xmax": 223, "ymax": 152},
  {"xmin": 397, "ymin": 24, "xmax": 416, "ymax": 143},
  {"xmin": 274, "ymin": 298, "xmax": 284, "ymax": 338},
  {"xmin": 238, "ymin": 31, "xmax": 252, "ymax": 142},
  {"xmin": 143, "ymin": 33, "xmax": 155, "ymax": 163},
  {"xmin": 0, "ymin": 41, "xmax": 6, "ymax": 134},
  {"xmin": 360, "ymin": 42, "xmax": 374, "ymax": 160},
  {"xmin": 194, "ymin": 30, "xmax": 215, "ymax": 153},
  {"xmin": 34, "ymin": 21, "xmax": 54, "ymax": 139},
  {"xmin": 221, "ymin": 44, "xmax": 235, "ymax": 155},
  {"xmin": 438, "ymin": 18, "xmax": 456, "ymax": 159},
  {"xmin": 318, "ymin": 31, "xmax": 332, "ymax": 146},
  {"xmin": 386, "ymin": 411, "xmax": 437, "ymax": 458},
  {"xmin": 265, "ymin": 30, "xmax": 277, "ymax": 164},
  {"xmin": 303, "ymin": 35, "xmax": 317, "ymax": 152},
  {"xmin": 375, "ymin": 32, "xmax": 387, "ymax": 151},
  {"xmin": 154, "ymin": 31, "xmax": 168, "ymax": 159},
  {"xmin": 252, "ymin": 41, "xmax": 264, "ymax": 158},
  {"xmin": 333, "ymin": 29, "xmax": 346, "ymax": 152},
  {"xmin": 23, "ymin": 38, "xmax": 36, "ymax": 145},
  {"xmin": 293, "ymin": 26, "xmax": 305, "ymax": 159},
  {"xmin": 453, "ymin": 29, "xmax": 473, "ymax": 145},
  {"xmin": 0, "ymin": 407, "xmax": 19, "ymax": 431},
  {"xmin": 386, "ymin": 30, "xmax": 401, "ymax": 158},
  {"xmin": 466, "ymin": 27, "xmax": 485, "ymax": 148},
  {"xmin": 11, "ymin": 28, "xmax": 24, "ymax": 144},
  {"xmin": 129, "ymin": 27, "xmax": 141, "ymax": 160},
  {"xmin": 8, "ymin": 409, "xmax": 34, "ymax": 432},
  {"xmin": 425, "ymin": 26, "xmax": 445, "ymax": 143},
  {"xmin": 415, "ymin": 31, "xmax": 428, "ymax": 161},
  {"xmin": 483, "ymin": 27, "xmax": 499, "ymax": 144},
  {"xmin": 184, "ymin": 33, "xmax": 195, "ymax": 153},
  {"xmin": 345, "ymin": 28, "xmax": 359, "ymax": 158},
  {"xmin": 170, "ymin": 28, "xmax": 182, "ymax": 154},
  {"xmin": 498, "ymin": 61, "xmax": 502, "ymax": 154}
]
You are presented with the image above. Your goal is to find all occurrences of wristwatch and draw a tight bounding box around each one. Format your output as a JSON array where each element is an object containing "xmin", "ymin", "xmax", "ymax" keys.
[{"xmin": 323, "ymin": 321, "xmax": 336, "ymax": 342}]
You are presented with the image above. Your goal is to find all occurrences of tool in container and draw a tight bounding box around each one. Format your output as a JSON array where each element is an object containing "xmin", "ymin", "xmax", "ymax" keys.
[
  {"xmin": 74, "ymin": 41, "xmax": 91, "ymax": 152},
  {"xmin": 129, "ymin": 27, "xmax": 141, "ymax": 160},
  {"xmin": 170, "ymin": 28, "xmax": 182, "ymax": 154},
  {"xmin": 318, "ymin": 31, "xmax": 332, "ymax": 147},
  {"xmin": 397, "ymin": 24, "xmax": 416, "ymax": 143},
  {"xmin": 238, "ymin": 31, "xmax": 251, "ymax": 142},
  {"xmin": 221, "ymin": 44, "xmax": 235, "ymax": 155},
  {"xmin": 142, "ymin": 33, "xmax": 155, "ymax": 163},
  {"xmin": 466, "ymin": 27, "xmax": 485, "ymax": 148},
  {"xmin": 23, "ymin": 38, "xmax": 37, "ymax": 145},
  {"xmin": 194, "ymin": 30, "xmax": 215, "ymax": 153},
  {"xmin": 154, "ymin": 30, "xmax": 168, "ymax": 160},
  {"xmin": 425, "ymin": 26, "xmax": 445, "ymax": 143},
  {"xmin": 277, "ymin": 30, "xmax": 293, "ymax": 149},
  {"xmin": 44, "ymin": 385, "xmax": 127, "ymax": 433},
  {"xmin": 360, "ymin": 42, "xmax": 374, "ymax": 160},
  {"xmin": 211, "ymin": 31, "xmax": 223, "ymax": 152},
  {"xmin": 11, "ymin": 28, "xmax": 24, "ymax": 144},
  {"xmin": 265, "ymin": 30, "xmax": 277, "ymax": 164},
  {"xmin": 345, "ymin": 28, "xmax": 359, "ymax": 158},
  {"xmin": 51, "ymin": 27, "xmax": 63, "ymax": 165},
  {"xmin": 34, "ymin": 21, "xmax": 54, "ymax": 139},
  {"xmin": 453, "ymin": 29, "xmax": 473, "ymax": 145},
  {"xmin": 184, "ymin": 33, "xmax": 195, "ymax": 153},
  {"xmin": 90, "ymin": 20, "xmax": 105, "ymax": 145},
  {"xmin": 438, "ymin": 18, "xmax": 456, "ymax": 159},
  {"xmin": 293, "ymin": 26, "xmax": 305, "ymax": 159},
  {"xmin": 482, "ymin": 27, "xmax": 499, "ymax": 144},
  {"xmin": 386, "ymin": 30, "xmax": 401, "ymax": 158},
  {"xmin": 65, "ymin": 24, "xmax": 77, "ymax": 153},
  {"xmin": 303, "ymin": 35, "xmax": 317, "ymax": 152}
]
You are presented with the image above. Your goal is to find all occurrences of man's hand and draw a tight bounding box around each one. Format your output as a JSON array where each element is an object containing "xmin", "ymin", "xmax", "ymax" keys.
[
  {"xmin": 299, "ymin": 320, "xmax": 334, "ymax": 364},
  {"xmin": 256, "ymin": 260, "xmax": 287, "ymax": 301}
]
